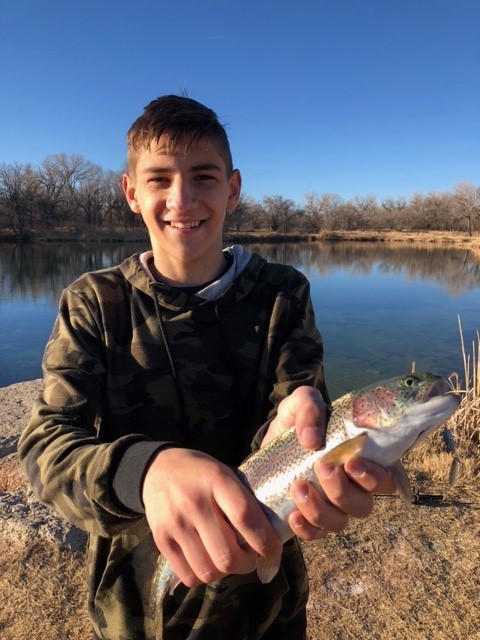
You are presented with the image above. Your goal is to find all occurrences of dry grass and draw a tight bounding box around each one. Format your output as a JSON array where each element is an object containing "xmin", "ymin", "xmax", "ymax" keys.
[
  {"xmin": 303, "ymin": 482, "xmax": 480, "ymax": 640},
  {"xmin": 0, "ymin": 455, "xmax": 29, "ymax": 492},
  {"xmin": 316, "ymin": 229, "xmax": 480, "ymax": 251},
  {"xmin": 0, "ymin": 528, "xmax": 88, "ymax": 640},
  {"xmin": 407, "ymin": 316, "xmax": 480, "ymax": 485}
]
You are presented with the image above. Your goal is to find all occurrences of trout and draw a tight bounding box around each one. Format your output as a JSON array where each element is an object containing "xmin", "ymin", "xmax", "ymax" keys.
[{"xmin": 152, "ymin": 372, "xmax": 460, "ymax": 634}]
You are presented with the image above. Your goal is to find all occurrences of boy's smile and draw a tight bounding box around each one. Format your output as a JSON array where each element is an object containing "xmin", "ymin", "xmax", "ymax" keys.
[{"xmin": 123, "ymin": 136, "xmax": 241, "ymax": 286}]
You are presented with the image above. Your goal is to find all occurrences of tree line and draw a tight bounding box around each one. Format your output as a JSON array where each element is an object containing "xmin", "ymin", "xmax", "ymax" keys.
[{"xmin": 0, "ymin": 153, "xmax": 478, "ymax": 242}]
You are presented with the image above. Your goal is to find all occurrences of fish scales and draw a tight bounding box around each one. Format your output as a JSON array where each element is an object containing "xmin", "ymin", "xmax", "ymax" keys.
[{"xmin": 237, "ymin": 401, "xmax": 352, "ymax": 538}]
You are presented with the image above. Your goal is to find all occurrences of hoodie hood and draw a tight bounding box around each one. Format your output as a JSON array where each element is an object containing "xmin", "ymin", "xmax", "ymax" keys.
[{"xmin": 120, "ymin": 245, "xmax": 266, "ymax": 310}]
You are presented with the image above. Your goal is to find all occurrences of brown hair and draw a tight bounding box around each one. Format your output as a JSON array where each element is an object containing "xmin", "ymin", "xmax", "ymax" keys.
[{"xmin": 126, "ymin": 95, "xmax": 233, "ymax": 174}]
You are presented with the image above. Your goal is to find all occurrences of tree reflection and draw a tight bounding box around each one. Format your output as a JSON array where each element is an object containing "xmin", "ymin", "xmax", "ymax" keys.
[{"xmin": 0, "ymin": 241, "xmax": 479, "ymax": 304}]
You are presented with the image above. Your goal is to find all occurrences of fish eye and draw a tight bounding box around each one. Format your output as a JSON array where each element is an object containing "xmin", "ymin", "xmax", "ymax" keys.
[{"xmin": 403, "ymin": 375, "xmax": 419, "ymax": 387}]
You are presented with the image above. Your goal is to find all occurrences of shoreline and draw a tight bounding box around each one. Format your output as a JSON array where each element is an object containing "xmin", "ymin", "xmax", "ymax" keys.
[{"xmin": 0, "ymin": 229, "xmax": 479, "ymax": 250}]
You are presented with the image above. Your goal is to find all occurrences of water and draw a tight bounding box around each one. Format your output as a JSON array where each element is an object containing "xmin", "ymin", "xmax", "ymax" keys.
[{"xmin": 1, "ymin": 241, "xmax": 479, "ymax": 399}]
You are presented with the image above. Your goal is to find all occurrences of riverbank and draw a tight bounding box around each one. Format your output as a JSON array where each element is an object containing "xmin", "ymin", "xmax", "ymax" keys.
[
  {"xmin": 1, "ymin": 228, "xmax": 479, "ymax": 252},
  {"xmin": 317, "ymin": 229, "xmax": 480, "ymax": 251},
  {"xmin": 1, "ymin": 379, "xmax": 479, "ymax": 639}
]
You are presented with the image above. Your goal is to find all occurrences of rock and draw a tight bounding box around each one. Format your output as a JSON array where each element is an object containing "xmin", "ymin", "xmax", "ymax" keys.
[
  {"xmin": 0, "ymin": 379, "xmax": 87, "ymax": 553},
  {"xmin": 0, "ymin": 435, "xmax": 19, "ymax": 458},
  {"xmin": 0, "ymin": 489, "xmax": 87, "ymax": 552},
  {"xmin": 0, "ymin": 379, "xmax": 42, "ymax": 438}
]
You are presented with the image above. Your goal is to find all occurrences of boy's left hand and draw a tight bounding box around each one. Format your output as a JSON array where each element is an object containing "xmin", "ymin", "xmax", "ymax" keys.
[{"xmin": 261, "ymin": 386, "xmax": 397, "ymax": 541}]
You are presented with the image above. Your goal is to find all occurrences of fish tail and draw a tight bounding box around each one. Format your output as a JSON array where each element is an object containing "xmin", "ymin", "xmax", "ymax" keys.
[{"xmin": 152, "ymin": 556, "xmax": 179, "ymax": 639}]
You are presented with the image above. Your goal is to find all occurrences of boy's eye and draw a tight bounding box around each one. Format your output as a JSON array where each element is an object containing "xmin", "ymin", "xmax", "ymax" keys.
[
  {"xmin": 149, "ymin": 176, "xmax": 170, "ymax": 185},
  {"xmin": 195, "ymin": 174, "xmax": 216, "ymax": 182}
]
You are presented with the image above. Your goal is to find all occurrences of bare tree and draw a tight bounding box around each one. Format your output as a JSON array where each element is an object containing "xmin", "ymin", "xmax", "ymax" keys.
[
  {"xmin": 303, "ymin": 192, "xmax": 344, "ymax": 232},
  {"xmin": 381, "ymin": 197, "xmax": 407, "ymax": 212},
  {"xmin": 74, "ymin": 163, "xmax": 106, "ymax": 228},
  {"xmin": 453, "ymin": 182, "xmax": 480, "ymax": 236},
  {"xmin": 326, "ymin": 202, "xmax": 363, "ymax": 231},
  {"xmin": 351, "ymin": 194, "xmax": 378, "ymax": 213},
  {"xmin": 261, "ymin": 195, "xmax": 300, "ymax": 233},
  {"xmin": 102, "ymin": 170, "xmax": 138, "ymax": 230},
  {"xmin": 0, "ymin": 162, "xmax": 39, "ymax": 242},
  {"xmin": 225, "ymin": 195, "xmax": 262, "ymax": 233},
  {"xmin": 36, "ymin": 155, "xmax": 73, "ymax": 228}
]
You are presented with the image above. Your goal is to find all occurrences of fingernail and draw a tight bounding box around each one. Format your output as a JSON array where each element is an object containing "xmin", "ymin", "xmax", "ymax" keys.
[
  {"xmin": 291, "ymin": 514, "xmax": 306, "ymax": 529},
  {"xmin": 301, "ymin": 427, "xmax": 322, "ymax": 449},
  {"xmin": 317, "ymin": 462, "xmax": 335, "ymax": 480},
  {"xmin": 348, "ymin": 460, "xmax": 366, "ymax": 478},
  {"xmin": 292, "ymin": 482, "xmax": 309, "ymax": 503}
]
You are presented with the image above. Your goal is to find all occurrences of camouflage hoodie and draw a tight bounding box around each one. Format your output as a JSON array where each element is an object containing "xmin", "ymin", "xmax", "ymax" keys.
[{"xmin": 18, "ymin": 245, "xmax": 329, "ymax": 640}]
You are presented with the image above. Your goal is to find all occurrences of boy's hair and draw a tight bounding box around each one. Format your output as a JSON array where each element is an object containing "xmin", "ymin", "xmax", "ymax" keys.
[{"xmin": 126, "ymin": 95, "xmax": 233, "ymax": 174}]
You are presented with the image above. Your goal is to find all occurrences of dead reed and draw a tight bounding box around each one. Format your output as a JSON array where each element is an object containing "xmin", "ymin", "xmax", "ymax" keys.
[{"xmin": 406, "ymin": 315, "xmax": 480, "ymax": 486}]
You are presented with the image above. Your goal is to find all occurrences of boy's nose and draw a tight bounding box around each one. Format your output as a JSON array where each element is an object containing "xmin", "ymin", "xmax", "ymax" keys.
[{"xmin": 166, "ymin": 178, "xmax": 197, "ymax": 211}]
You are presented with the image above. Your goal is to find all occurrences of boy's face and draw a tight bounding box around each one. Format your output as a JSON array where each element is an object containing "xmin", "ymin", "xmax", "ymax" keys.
[{"xmin": 123, "ymin": 135, "xmax": 241, "ymax": 285}]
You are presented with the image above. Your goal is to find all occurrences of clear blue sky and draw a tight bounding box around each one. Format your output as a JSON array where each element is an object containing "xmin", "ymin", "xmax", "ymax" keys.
[{"xmin": 1, "ymin": 0, "xmax": 479, "ymax": 205}]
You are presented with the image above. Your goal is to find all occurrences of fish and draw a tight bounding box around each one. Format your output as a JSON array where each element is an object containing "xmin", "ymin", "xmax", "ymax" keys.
[{"xmin": 152, "ymin": 372, "xmax": 461, "ymax": 636}]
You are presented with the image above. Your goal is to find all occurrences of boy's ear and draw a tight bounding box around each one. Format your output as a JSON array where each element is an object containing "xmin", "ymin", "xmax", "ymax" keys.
[
  {"xmin": 227, "ymin": 169, "xmax": 242, "ymax": 212},
  {"xmin": 122, "ymin": 174, "xmax": 141, "ymax": 214}
]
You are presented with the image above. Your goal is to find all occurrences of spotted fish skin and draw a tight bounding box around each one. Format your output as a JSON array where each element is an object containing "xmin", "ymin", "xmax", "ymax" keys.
[{"xmin": 153, "ymin": 372, "xmax": 461, "ymax": 632}]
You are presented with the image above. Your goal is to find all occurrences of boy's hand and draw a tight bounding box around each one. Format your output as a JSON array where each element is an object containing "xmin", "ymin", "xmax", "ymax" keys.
[
  {"xmin": 144, "ymin": 386, "xmax": 396, "ymax": 589},
  {"xmin": 261, "ymin": 386, "xmax": 397, "ymax": 541},
  {"xmin": 142, "ymin": 448, "xmax": 283, "ymax": 588}
]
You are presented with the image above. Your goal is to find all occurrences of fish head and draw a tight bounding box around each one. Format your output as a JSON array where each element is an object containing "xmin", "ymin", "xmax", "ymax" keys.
[{"xmin": 346, "ymin": 372, "xmax": 461, "ymax": 464}]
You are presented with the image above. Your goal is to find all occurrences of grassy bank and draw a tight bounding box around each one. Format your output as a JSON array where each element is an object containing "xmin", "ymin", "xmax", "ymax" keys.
[{"xmin": 1, "ymin": 228, "xmax": 479, "ymax": 251}]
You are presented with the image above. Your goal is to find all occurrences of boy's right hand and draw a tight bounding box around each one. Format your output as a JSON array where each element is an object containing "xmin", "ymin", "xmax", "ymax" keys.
[{"xmin": 142, "ymin": 448, "xmax": 283, "ymax": 588}]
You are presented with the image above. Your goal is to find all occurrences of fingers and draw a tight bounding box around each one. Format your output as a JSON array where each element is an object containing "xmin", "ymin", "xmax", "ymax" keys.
[
  {"xmin": 261, "ymin": 386, "xmax": 328, "ymax": 449},
  {"xmin": 157, "ymin": 506, "xmax": 258, "ymax": 588},
  {"xmin": 289, "ymin": 459, "xmax": 397, "ymax": 542},
  {"xmin": 212, "ymin": 470, "xmax": 283, "ymax": 564},
  {"xmin": 344, "ymin": 458, "xmax": 397, "ymax": 495},
  {"xmin": 289, "ymin": 477, "xmax": 347, "ymax": 541},
  {"xmin": 144, "ymin": 448, "xmax": 282, "ymax": 588}
]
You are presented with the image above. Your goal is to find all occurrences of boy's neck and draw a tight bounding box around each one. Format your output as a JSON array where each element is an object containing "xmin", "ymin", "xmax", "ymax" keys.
[{"xmin": 149, "ymin": 252, "xmax": 228, "ymax": 287}]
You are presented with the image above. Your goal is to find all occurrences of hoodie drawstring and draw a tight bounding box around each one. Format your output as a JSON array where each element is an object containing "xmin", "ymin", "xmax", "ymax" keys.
[{"xmin": 151, "ymin": 286, "xmax": 189, "ymax": 443}]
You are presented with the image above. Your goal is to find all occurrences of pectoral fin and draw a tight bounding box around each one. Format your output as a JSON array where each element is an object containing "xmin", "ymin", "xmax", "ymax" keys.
[
  {"xmin": 388, "ymin": 460, "xmax": 413, "ymax": 508},
  {"xmin": 256, "ymin": 554, "xmax": 282, "ymax": 584},
  {"xmin": 320, "ymin": 433, "xmax": 369, "ymax": 465}
]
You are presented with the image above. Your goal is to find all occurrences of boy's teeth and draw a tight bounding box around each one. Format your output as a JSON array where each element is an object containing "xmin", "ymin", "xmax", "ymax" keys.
[{"xmin": 170, "ymin": 221, "xmax": 201, "ymax": 229}]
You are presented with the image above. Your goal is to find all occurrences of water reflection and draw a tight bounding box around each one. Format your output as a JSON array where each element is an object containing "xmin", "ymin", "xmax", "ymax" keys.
[
  {"xmin": 249, "ymin": 242, "xmax": 480, "ymax": 295},
  {"xmin": 1, "ymin": 241, "xmax": 479, "ymax": 394},
  {"xmin": 0, "ymin": 242, "xmax": 149, "ymax": 304},
  {"xmin": 1, "ymin": 241, "xmax": 479, "ymax": 304}
]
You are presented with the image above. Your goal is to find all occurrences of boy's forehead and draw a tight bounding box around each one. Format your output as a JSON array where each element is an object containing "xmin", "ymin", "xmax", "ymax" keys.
[{"xmin": 141, "ymin": 135, "xmax": 227, "ymax": 167}]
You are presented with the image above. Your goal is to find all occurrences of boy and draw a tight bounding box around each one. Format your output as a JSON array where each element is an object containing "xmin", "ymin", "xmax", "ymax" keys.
[{"xmin": 18, "ymin": 95, "xmax": 393, "ymax": 640}]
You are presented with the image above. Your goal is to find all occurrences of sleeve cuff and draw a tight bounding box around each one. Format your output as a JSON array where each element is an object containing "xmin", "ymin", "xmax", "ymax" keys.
[{"xmin": 111, "ymin": 440, "xmax": 179, "ymax": 514}]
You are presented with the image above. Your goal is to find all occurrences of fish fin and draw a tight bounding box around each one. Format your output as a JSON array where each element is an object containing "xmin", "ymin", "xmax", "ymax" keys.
[
  {"xmin": 152, "ymin": 556, "xmax": 180, "ymax": 608},
  {"xmin": 320, "ymin": 432, "xmax": 369, "ymax": 465},
  {"xmin": 389, "ymin": 460, "xmax": 413, "ymax": 509},
  {"xmin": 256, "ymin": 554, "xmax": 282, "ymax": 584},
  {"xmin": 168, "ymin": 576, "xmax": 181, "ymax": 596}
]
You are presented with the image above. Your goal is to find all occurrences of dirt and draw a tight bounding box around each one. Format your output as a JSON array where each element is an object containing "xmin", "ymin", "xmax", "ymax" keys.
[{"xmin": 1, "ymin": 380, "xmax": 479, "ymax": 639}]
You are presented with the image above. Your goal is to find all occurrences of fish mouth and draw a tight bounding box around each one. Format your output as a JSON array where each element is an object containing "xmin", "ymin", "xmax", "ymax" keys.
[{"xmin": 421, "ymin": 375, "xmax": 461, "ymax": 403}]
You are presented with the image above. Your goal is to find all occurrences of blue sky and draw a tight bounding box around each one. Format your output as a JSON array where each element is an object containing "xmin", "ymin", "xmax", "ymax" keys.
[{"xmin": 1, "ymin": 0, "xmax": 479, "ymax": 205}]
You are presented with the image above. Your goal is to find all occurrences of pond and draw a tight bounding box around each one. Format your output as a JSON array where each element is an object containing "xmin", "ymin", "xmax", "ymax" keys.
[{"xmin": 1, "ymin": 240, "xmax": 479, "ymax": 399}]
